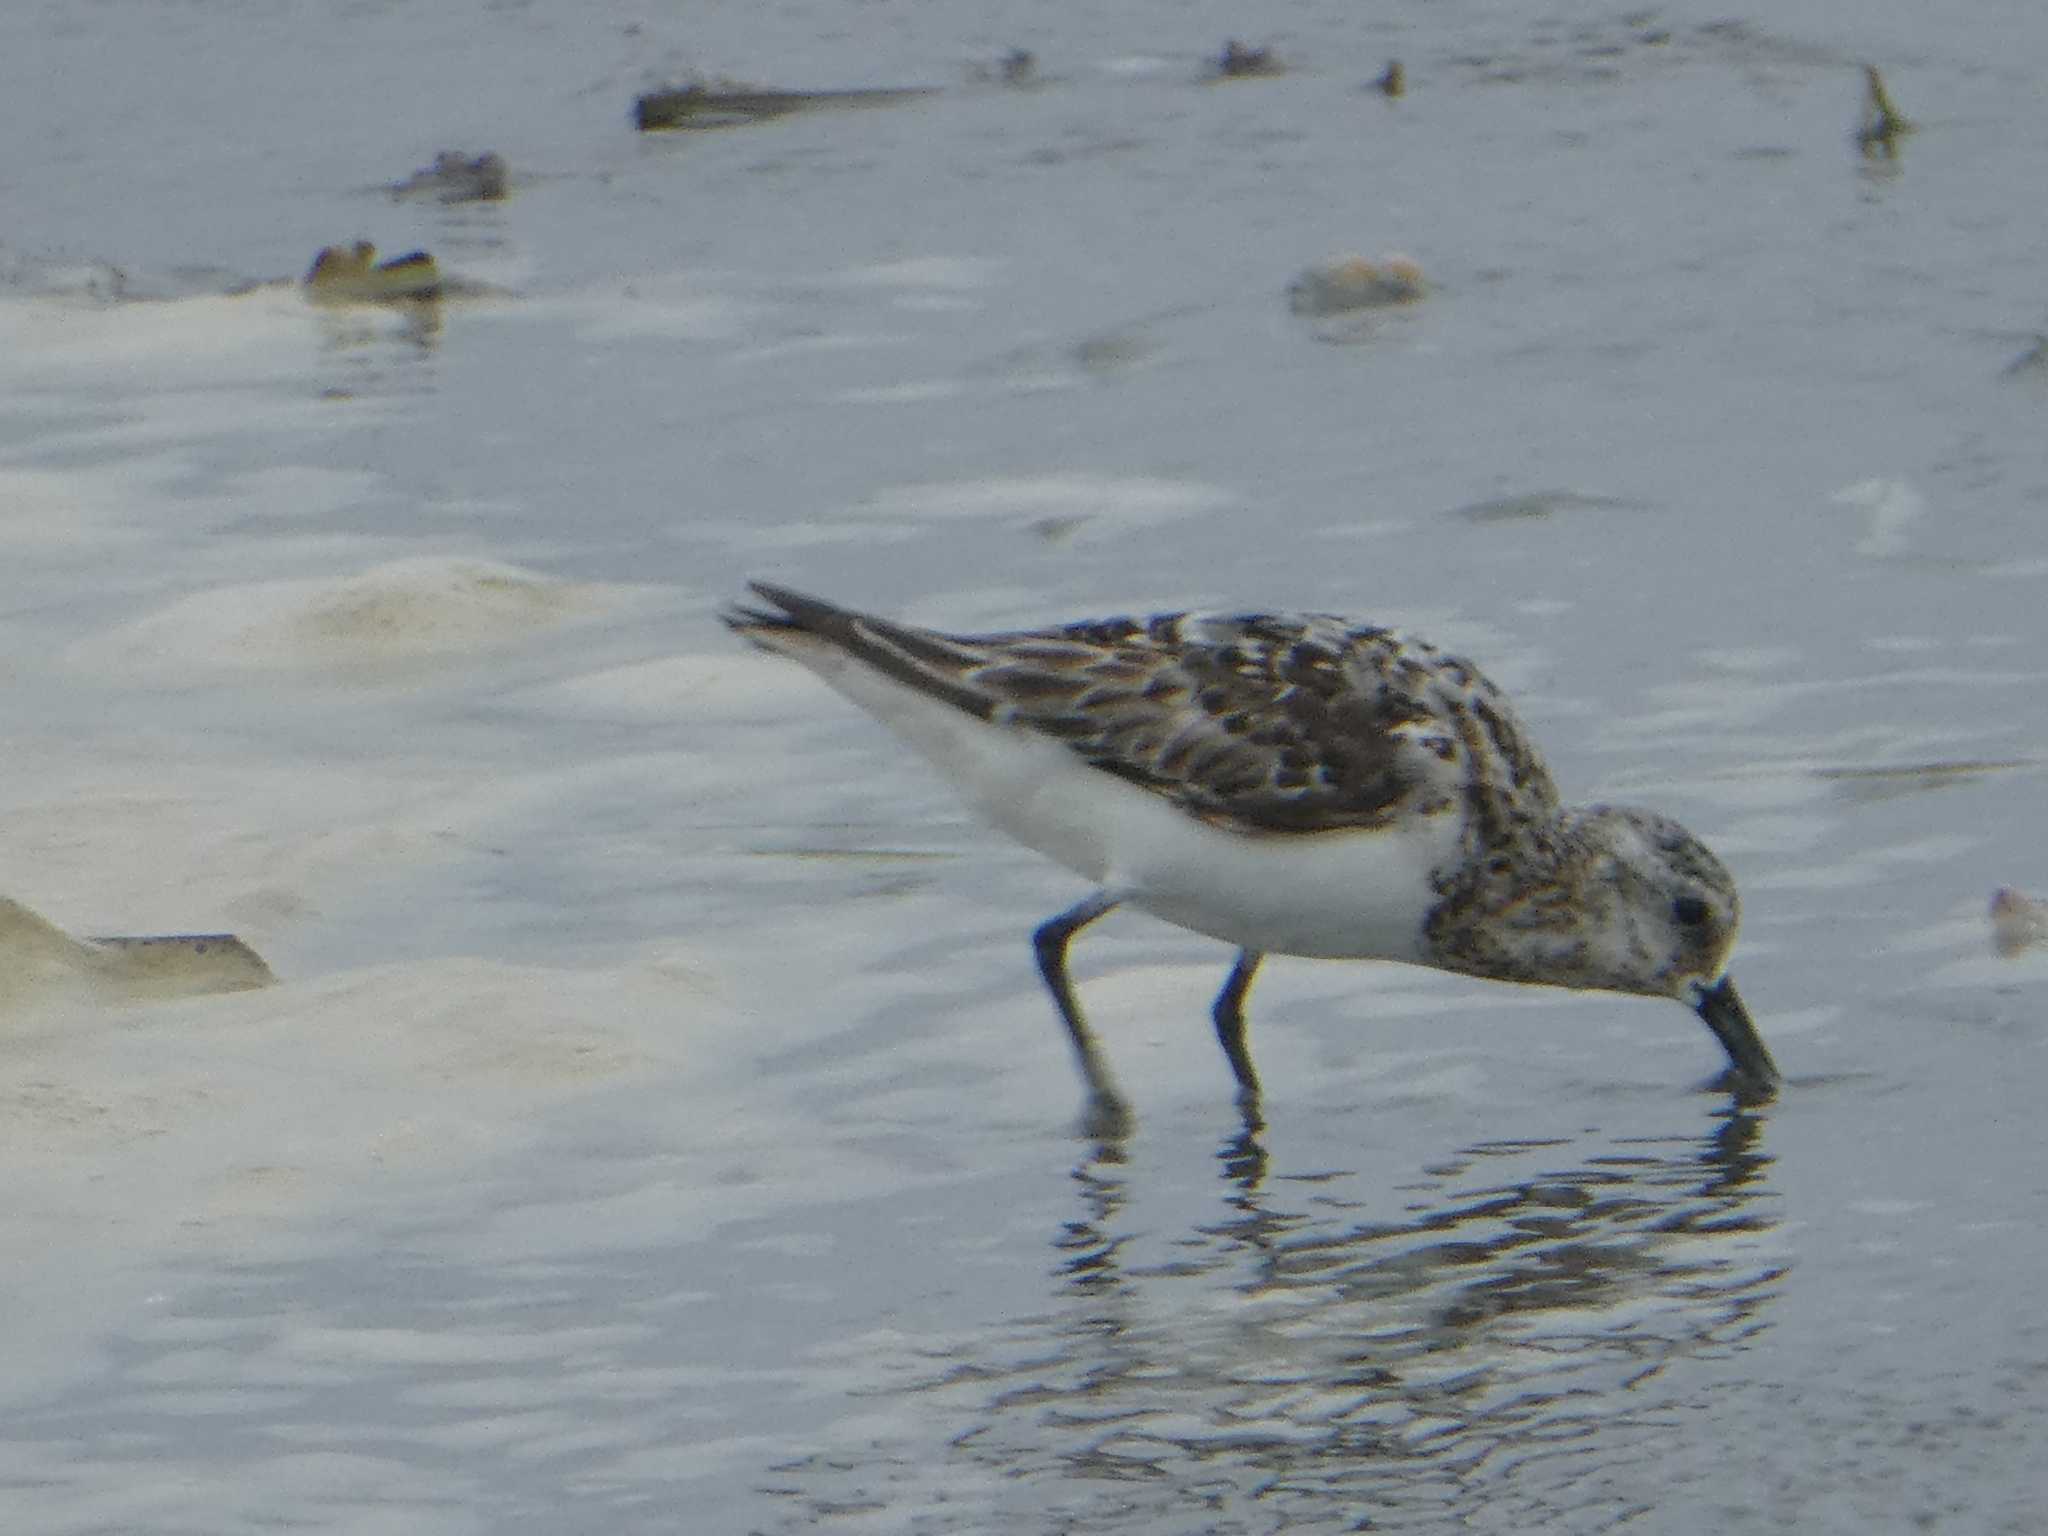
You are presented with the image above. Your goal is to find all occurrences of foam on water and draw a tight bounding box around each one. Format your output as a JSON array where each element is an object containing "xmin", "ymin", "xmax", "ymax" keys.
[{"xmin": 67, "ymin": 557, "xmax": 630, "ymax": 675}]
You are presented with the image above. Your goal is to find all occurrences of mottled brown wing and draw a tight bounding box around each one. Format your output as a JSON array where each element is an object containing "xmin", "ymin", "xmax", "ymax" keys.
[
  {"xmin": 726, "ymin": 585, "xmax": 1558, "ymax": 836},
  {"xmin": 959, "ymin": 611, "xmax": 1557, "ymax": 835}
]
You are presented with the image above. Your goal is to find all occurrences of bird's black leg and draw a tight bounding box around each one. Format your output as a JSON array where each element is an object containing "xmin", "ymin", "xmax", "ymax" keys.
[
  {"xmin": 1032, "ymin": 891, "xmax": 1128, "ymax": 1131},
  {"xmin": 1212, "ymin": 949, "xmax": 1264, "ymax": 1101}
]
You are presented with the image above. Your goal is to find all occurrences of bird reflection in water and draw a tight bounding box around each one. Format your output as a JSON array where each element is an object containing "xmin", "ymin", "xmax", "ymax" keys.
[
  {"xmin": 1050, "ymin": 1105, "xmax": 1776, "ymax": 1522},
  {"xmin": 768, "ymin": 1103, "xmax": 1779, "ymax": 1530}
]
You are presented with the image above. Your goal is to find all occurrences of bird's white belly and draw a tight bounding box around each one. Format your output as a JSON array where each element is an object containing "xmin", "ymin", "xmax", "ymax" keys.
[
  {"xmin": 796, "ymin": 650, "xmax": 1455, "ymax": 961},
  {"xmin": 1113, "ymin": 806, "xmax": 1454, "ymax": 960}
]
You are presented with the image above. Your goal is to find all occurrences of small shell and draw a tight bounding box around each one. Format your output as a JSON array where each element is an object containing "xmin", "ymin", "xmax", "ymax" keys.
[
  {"xmin": 1287, "ymin": 255, "xmax": 1427, "ymax": 316},
  {"xmin": 1989, "ymin": 887, "xmax": 2048, "ymax": 958}
]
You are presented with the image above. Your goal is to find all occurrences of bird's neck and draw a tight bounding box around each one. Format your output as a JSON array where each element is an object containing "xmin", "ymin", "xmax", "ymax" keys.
[{"xmin": 1421, "ymin": 807, "xmax": 1618, "ymax": 989}]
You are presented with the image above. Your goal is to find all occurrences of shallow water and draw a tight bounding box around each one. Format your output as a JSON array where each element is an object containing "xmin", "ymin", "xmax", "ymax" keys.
[{"xmin": 4, "ymin": 0, "xmax": 2048, "ymax": 1531}]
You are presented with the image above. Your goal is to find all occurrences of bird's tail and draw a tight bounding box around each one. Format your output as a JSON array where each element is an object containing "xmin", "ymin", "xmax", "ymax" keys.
[
  {"xmin": 720, "ymin": 580, "xmax": 867, "ymax": 649},
  {"xmin": 721, "ymin": 581, "xmax": 996, "ymax": 720}
]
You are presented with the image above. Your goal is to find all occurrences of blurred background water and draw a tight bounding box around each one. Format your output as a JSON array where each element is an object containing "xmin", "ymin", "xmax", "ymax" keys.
[{"xmin": 4, "ymin": 1, "xmax": 2047, "ymax": 1530}]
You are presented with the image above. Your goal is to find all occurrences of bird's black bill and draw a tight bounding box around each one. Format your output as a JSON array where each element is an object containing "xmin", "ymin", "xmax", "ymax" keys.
[{"xmin": 1694, "ymin": 975, "xmax": 1779, "ymax": 1089}]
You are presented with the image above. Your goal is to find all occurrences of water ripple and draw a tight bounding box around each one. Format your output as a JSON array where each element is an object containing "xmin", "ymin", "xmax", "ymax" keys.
[{"xmin": 760, "ymin": 1108, "xmax": 1780, "ymax": 1532}]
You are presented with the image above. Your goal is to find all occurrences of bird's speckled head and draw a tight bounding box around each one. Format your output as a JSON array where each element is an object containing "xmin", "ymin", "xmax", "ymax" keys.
[
  {"xmin": 1575, "ymin": 807, "xmax": 1741, "ymax": 992},
  {"xmin": 1572, "ymin": 806, "xmax": 1776, "ymax": 1086}
]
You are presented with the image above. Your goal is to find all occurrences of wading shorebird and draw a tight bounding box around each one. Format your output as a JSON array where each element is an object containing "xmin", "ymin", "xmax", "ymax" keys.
[{"xmin": 725, "ymin": 582, "xmax": 1777, "ymax": 1126}]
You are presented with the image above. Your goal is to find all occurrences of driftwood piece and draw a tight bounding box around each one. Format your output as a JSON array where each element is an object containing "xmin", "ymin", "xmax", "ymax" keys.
[
  {"xmin": 1, "ymin": 896, "xmax": 274, "ymax": 1007},
  {"xmin": 634, "ymin": 82, "xmax": 938, "ymax": 132}
]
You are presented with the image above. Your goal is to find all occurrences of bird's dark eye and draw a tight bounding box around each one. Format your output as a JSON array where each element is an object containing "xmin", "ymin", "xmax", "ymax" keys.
[{"xmin": 1672, "ymin": 895, "xmax": 1710, "ymax": 928}]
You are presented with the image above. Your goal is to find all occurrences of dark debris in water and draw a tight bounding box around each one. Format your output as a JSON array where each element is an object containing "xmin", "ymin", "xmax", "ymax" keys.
[
  {"xmin": 2001, "ymin": 336, "xmax": 2048, "ymax": 379},
  {"xmin": 1812, "ymin": 758, "xmax": 2032, "ymax": 804},
  {"xmin": 1211, "ymin": 39, "xmax": 1284, "ymax": 80},
  {"xmin": 1448, "ymin": 490, "xmax": 1645, "ymax": 523},
  {"xmin": 968, "ymin": 47, "xmax": 1037, "ymax": 87},
  {"xmin": 633, "ymin": 80, "xmax": 939, "ymax": 132},
  {"xmin": 305, "ymin": 242, "xmax": 443, "ymax": 302},
  {"xmin": 1855, "ymin": 64, "xmax": 1915, "ymax": 160},
  {"xmin": 389, "ymin": 150, "xmax": 509, "ymax": 204},
  {"xmin": 302, "ymin": 241, "xmax": 504, "ymax": 306}
]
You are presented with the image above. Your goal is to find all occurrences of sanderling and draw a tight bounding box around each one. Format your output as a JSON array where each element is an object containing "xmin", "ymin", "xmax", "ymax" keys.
[{"xmin": 725, "ymin": 582, "xmax": 1777, "ymax": 1124}]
